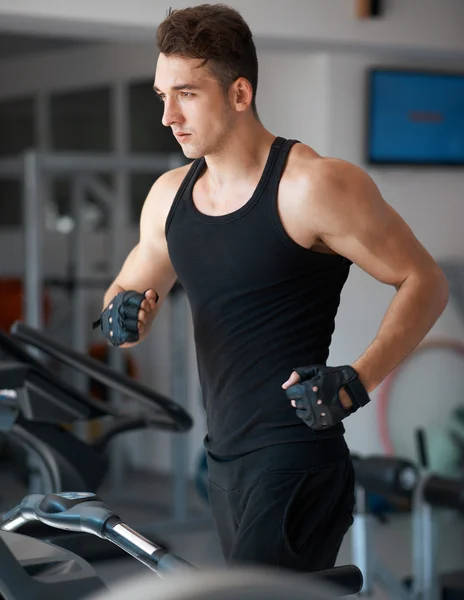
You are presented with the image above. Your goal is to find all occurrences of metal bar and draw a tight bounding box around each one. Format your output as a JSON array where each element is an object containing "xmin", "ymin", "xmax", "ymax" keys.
[
  {"xmin": 36, "ymin": 93, "xmax": 53, "ymax": 249},
  {"xmin": 103, "ymin": 521, "xmax": 163, "ymax": 572},
  {"xmin": 411, "ymin": 482, "xmax": 424, "ymax": 599},
  {"xmin": 0, "ymin": 506, "xmax": 25, "ymax": 531},
  {"xmin": 170, "ymin": 287, "xmax": 189, "ymax": 522},
  {"xmin": 351, "ymin": 487, "xmax": 372, "ymax": 595},
  {"xmin": 0, "ymin": 153, "xmax": 184, "ymax": 179},
  {"xmin": 103, "ymin": 520, "xmax": 193, "ymax": 575},
  {"xmin": 107, "ymin": 80, "xmax": 130, "ymax": 489},
  {"xmin": 22, "ymin": 151, "xmax": 43, "ymax": 329},
  {"xmin": 420, "ymin": 500, "xmax": 440, "ymax": 600},
  {"xmin": 70, "ymin": 176, "xmax": 90, "ymax": 445},
  {"xmin": 70, "ymin": 175, "xmax": 88, "ymax": 366},
  {"xmin": 12, "ymin": 323, "xmax": 190, "ymax": 429},
  {"xmin": 84, "ymin": 174, "xmax": 114, "ymax": 207},
  {"xmin": 41, "ymin": 152, "xmax": 179, "ymax": 173}
]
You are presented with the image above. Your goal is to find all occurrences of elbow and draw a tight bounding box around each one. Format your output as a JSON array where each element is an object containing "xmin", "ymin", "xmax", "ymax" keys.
[{"xmin": 430, "ymin": 265, "xmax": 449, "ymax": 314}]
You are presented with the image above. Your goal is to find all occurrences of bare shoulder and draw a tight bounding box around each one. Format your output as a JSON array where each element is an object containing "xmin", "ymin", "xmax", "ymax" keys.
[
  {"xmin": 141, "ymin": 162, "xmax": 192, "ymax": 230},
  {"xmin": 286, "ymin": 144, "xmax": 374, "ymax": 194},
  {"xmin": 307, "ymin": 156, "xmax": 378, "ymax": 196},
  {"xmin": 285, "ymin": 146, "xmax": 383, "ymax": 229}
]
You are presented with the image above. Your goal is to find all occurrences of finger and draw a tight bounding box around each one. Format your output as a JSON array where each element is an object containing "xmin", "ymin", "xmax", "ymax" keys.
[
  {"xmin": 138, "ymin": 321, "xmax": 145, "ymax": 335},
  {"xmin": 144, "ymin": 289, "xmax": 159, "ymax": 303},
  {"xmin": 138, "ymin": 309, "xmax": 148, "ymax": 324},
  {"xmin": 147, "ymin": 298, "xmax": 157, "ymax": 311},
  {"xmin": 140, "ymin": 299, "xmax": 151, "ymax": 312},
  {"xmin": 339, "ymin": 387, "xmax": 353, "ymax": 410},
  {"xmin": 122, "ymin": 301, "xmax": 140, "ymax": 319},
  {"xmin": 281, "ymin": 371, "xmax": 301, "ymax": 389},
  {"xmin": 291, "ymin": 397, "xmax": 306, "ymax": 410},
  {"xmin": 123, "ymin": 317, "xmax": 139, "ymax": 334}
]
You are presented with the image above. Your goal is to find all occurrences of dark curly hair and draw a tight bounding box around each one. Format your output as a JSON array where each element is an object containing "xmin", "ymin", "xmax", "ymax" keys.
[{"xmin": 156, "ymin": 4, "xmax": 258, "ymax": 114}]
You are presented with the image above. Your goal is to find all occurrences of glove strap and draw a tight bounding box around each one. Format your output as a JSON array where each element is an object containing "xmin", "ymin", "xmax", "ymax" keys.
[
  {"xmin": 92, "ymin": 317, "xmax": 102, "ymax": 330},
  {"xmin": 343, "ymin": 367, "xmax": 371, "ymax": 410}
]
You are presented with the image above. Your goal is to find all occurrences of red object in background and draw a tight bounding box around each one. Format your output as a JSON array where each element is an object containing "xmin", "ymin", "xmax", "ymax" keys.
[{"xmin": 0, "ymin": 278, "xmax": 51, "ymax": 331}]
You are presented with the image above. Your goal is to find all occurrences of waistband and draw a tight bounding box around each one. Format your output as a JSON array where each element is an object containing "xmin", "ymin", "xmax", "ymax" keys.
[{"xmin": 206, "ymin": 436, "xmax": 349, "ymax": 491}]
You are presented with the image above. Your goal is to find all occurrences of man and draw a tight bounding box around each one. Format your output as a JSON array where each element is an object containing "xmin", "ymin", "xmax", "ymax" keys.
[{"xmin": 95, "ymin": 4, "xmax": 448, "ymax": 573}]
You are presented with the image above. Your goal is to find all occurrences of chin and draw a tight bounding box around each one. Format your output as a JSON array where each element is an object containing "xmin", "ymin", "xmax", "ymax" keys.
[{"xmin": 181, "ymin": 144, "xmax": 205, "ymax": 160}]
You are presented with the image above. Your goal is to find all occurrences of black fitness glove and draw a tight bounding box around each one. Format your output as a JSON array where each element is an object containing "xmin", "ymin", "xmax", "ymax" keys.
[
  {"xmin": 284, "ymin": 365, "xmax": 370, "ymax": 430},
  {"xmin": 92, "ymin": 290, "xmax": 158, "ymax": 347}
]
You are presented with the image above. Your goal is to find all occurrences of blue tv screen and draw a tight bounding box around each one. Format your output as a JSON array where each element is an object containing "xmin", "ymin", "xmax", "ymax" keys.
[{"xmin": 367, "ymin": 69, "xmax": 464, "ymax": 165}]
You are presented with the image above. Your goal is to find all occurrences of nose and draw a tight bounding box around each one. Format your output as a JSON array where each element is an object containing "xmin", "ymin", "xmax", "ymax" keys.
[{"xmin": 162, "ymin": 97, "xmax": 182, "ymax": 127}]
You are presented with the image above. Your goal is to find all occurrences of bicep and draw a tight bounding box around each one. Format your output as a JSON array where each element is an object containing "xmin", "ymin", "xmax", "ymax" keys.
[
  {"xmin": 114, "ymin": 240, "xmax": 177, "ymax": 300},
  {"xmin": 316, "ymin": 163, "xmax": 437, "ymax": 287},
  {"xmin": 113, "ymin": 183, "xmax": 177, "ymax": 299}
]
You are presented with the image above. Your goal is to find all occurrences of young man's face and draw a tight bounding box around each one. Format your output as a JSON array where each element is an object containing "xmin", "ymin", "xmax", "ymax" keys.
[{"xmin": 154, "ymin": 53, "xmax": 234, "ymax": 159}]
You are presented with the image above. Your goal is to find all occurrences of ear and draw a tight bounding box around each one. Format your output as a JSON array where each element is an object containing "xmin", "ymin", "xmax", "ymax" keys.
[{"xmin": 230, "ymin": 77, "xmax": 253, "ymax": 112}]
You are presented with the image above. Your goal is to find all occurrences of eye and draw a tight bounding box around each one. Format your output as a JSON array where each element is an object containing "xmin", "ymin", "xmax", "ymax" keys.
[
  {"xmin": 156, "ymin": 93, "xmax": 165, "ymax": 102},
  {"xmin": 180, "ymin": 92, "xmax": 193, "ymax": 98}
]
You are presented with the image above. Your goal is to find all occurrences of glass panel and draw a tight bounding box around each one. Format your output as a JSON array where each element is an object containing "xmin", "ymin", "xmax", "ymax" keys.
[
  {"xmin": 0, "ymin": 96, "xmax": 36, "ymax": 156},
  {"xmin": 0, "ymin": 181, "xmax": 22, "ymax": 227},
  {"xmin": 0, "ymin": 96, "xmax": 35, "ymax": 226},
  {"xmin": 50, "ymin": 86, "xmax": 111, "ymax": 151}
]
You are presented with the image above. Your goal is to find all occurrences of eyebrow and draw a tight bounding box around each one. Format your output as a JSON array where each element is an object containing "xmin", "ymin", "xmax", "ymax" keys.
[{"xmin": 153, "ymin": 83, "xmax": 201, "ymax": 93}]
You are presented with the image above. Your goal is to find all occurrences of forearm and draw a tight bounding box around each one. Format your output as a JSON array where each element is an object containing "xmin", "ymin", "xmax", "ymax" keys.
[{"xmin": 353, "ymin": 269, "xmax": 449, "ymax": 393}]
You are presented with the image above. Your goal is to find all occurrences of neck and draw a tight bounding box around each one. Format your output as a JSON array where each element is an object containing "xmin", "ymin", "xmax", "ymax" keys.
[{"xmin": 203, "ymin": 117, "xmax": 276, "ymax": 189}]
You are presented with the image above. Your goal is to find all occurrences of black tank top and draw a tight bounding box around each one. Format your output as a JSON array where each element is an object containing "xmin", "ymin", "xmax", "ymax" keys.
[{"xmin": 166, "ymin": 137, "xmax": 352, "ymax": 457}]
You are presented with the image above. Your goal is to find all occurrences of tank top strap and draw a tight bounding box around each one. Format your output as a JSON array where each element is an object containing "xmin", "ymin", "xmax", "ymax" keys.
[
  {"xmin": 266, "ymin": 138, "xmax": 300, "ymax": 192},
  {"xmin": 165, "ymin": 158, "xmax": 205, "ymax": 235}
]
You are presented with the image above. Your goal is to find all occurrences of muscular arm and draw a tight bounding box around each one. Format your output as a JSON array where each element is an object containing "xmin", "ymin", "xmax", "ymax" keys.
[
  {"xmin": 102, "ymin": 167, "xmax": 185, "ymax": 344},
  {"xmin": 308, "ymin": 159, "xmax": 449, "ymax": 393}
]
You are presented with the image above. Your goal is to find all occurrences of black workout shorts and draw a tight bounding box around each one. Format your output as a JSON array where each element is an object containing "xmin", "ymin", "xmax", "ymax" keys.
[{"xmin": 206, "ymin": 437, "xmax": 355, "ymax": 572}]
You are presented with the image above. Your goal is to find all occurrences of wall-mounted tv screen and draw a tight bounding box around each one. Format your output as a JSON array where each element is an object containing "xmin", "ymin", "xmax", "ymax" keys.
[{"xmin": 367, "ymin": 68, "xmax": 464, "ymax": 166}]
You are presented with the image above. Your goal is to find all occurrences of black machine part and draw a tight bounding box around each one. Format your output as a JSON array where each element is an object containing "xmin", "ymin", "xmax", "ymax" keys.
[
  {"xmin": 9, "ymin": 321, "xmax": 192, "ymax": 433},
  {"xmin": 0, "ymin": 332, "xmax": 109, "ymax": 423},
  {"xmin": 352, "ymin": 454, "xmax": 464, "ymax": 513},
  {"xmin": 352, "ymin": 454, "xmax": 419, "ymax": 499},
  {"xmin": 0, "ymin": 530, "xmax": 106, "ymax": 600},
  {"xmin": 0, "ymin": 492, "xmax": 193, "ymax": 578},
  {"xmin": 422, "ymin": 474, "xmax": 464, "ymax": 512}
]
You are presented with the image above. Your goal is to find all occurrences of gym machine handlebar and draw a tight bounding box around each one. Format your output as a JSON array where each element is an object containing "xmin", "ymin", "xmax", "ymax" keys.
[
  {"xmin": 352, "ymin": 453, "xmax": 464, "ymax": 513},
  {"xmin": 422, "ymin": 475, "xmax": 464, "ymax": 512},
  {"xmin": 0, "ymin": 492, "xmax": 193, "ymax": 578},
  {"xmin": 351, "ymin": 455, "xmax": 419, "ymax": 499}
]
